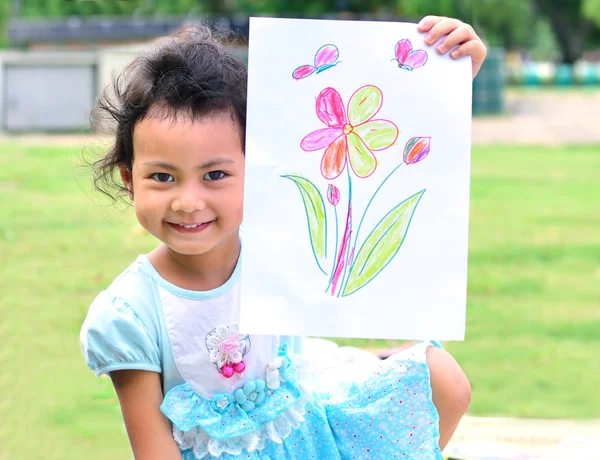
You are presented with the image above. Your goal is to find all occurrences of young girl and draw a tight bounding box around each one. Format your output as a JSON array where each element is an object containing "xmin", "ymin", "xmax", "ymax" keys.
[{"xmin": 81, "ymin": 15, "xmax": 486, "ymax": 460}]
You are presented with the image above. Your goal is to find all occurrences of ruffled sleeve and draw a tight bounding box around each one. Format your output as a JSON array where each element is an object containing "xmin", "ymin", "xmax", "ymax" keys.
[{"xmin": 80, "ymin": 291, "xmax": 161, "ymax": 377}]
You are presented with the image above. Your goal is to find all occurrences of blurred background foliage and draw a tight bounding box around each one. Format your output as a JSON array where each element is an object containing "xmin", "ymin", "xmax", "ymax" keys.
[{"xmin": 2, "ymin": 0, "xmax": 600, "ymax": 63}]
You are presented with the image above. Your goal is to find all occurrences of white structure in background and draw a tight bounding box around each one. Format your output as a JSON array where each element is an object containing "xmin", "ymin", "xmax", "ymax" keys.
[{"xmin": 0, "ymin": 45, "xmax": 145, "ymax": 133}]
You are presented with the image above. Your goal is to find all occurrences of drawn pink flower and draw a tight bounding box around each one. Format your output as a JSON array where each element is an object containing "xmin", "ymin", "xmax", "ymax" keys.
[{"xmin": 301, "ymin": 85, "xmax": 399, "ymax": 180}]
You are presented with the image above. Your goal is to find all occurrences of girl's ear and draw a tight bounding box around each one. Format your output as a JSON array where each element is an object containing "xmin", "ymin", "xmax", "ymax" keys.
[{"xmin": 119, "ymin": 166, "xmax": 134, "ymax": 200}]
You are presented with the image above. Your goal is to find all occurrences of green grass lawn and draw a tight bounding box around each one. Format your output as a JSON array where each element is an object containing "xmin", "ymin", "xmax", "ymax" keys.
[{"xmin": 1, "ymin": 142, "xmax": 599, "ymax": 458}]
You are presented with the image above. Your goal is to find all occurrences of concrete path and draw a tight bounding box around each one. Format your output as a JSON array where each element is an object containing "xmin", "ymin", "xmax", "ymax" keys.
[
  {"xmin": 471, "ymin": 89, "xmax": 600, "ymax": 146},
  {"xmin": 444, "ymin": 415, "xmax": 600, "ymax": 459},
  {"xmin": 1, "ymin": 89, "xmax": 599, "ymax": 148}
]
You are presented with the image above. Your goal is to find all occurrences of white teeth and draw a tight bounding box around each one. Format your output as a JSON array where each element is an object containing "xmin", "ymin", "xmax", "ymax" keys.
[{"xmin": 178, "ymin": 224, "xmax": 200, "ymax": 228}]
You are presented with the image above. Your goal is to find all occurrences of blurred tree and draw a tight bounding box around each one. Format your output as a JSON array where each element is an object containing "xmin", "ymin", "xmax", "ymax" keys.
[
  {"xmin": 178, "ymin": 0, "xmax": 202, "ymax": 15},
  {"xmin": 531, "ymin": 0, "xmax": 598, "ymax": 63},
  {"xmin": 236, "ymin": 0, "xmax": 535, "ymax": 49},
  {"xmin": 0, "ymin": 0, "xmax": 8, "ymax": 47},
  {"xmin": 467, "ymin": 0, "xmax": 534, "ymax": 49},
  {"xmin": 202, "ymin": 0, "xmax": 235, "ymax": 14},
  {"xmin": 583, "ymin": 0, "xmax": 600, "ymax": 23},
  {"xmin": 21, "ymin": 0, "xmax": 44, "ymax": 17},
  {"xmin": 46, "ymin": 0, "xmax": 66, "ymax": 16},
  {"xmin": 6, "ymin": 0, "xmax": 600, "ymax": 62},
  {"xmin": 393, "ymin": 0, "xmax": 531, "ymax": 48},
  {"xmin": 237, "ymin": 0, "xmax": 600, "ymax": 61},
  {"xmin": 236, "ymin": 0, "xmax": 339, "ymax": 15},
  {"xmin": 394, "ymin": 0, "xmax": 457, "ymax": 17}
]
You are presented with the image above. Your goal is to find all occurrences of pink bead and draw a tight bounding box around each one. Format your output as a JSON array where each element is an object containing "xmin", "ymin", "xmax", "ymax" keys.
[
  {"xmin": 221, "ymin": 364, "xmax": 234, "ymax": 378},
  {"xmin": 233, "ymin": 361, "xmax": 246, "ymax": 373}
]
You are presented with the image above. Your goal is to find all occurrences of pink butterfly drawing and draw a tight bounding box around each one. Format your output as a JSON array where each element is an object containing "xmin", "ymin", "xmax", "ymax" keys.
[
  {"xmin": 292, "ymin": 44, "xmax": 341, "ymax": 80},
  {"xmin": 392, "ymin": 39, "xmax": 428, "ymax": 71}
]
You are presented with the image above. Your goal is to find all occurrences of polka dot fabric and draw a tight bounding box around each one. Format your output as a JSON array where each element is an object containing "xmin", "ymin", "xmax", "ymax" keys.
[
  {"xmin": 324, "ymin": 341, "xmax": 442, "ymax": 459},
  {"xmin": 171, "ymin": 341, "xmax": 442, "ymax": 459}
]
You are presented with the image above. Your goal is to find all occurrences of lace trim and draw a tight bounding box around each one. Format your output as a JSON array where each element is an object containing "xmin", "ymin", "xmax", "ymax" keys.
[{"xmin": 174, "ymin": 390, "xmax": 311, "ymax": 458}]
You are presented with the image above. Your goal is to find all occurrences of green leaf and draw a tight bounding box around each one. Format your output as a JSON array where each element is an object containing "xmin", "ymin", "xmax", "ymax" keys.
[
  {"xmin": 281, "ymin": 175, "xmax": 328, "ymax": 274},
  {"xmin": 342, "ymin": 189, "xmax": 425, "ymax": 296}
]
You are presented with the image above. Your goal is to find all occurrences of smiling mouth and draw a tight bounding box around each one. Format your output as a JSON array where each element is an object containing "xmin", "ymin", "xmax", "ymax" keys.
[{"xmin": 168, "ymin": 221, "xmax": 214, "ymax": 233}]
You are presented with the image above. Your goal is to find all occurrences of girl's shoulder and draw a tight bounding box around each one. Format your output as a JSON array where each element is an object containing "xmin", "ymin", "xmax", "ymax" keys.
[
  {"xmin": 108, "ymin": 254, "xmax": 157, "ymax": 299},
  {"xmin": 95, "ymin": 255, "xmax": 161, "ymax": 327}
]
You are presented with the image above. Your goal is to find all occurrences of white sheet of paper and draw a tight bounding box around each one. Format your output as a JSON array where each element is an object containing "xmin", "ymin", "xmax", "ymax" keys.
[{"xmin": 241, "ymin": 17, "xmax": 471, "ymax": 340}]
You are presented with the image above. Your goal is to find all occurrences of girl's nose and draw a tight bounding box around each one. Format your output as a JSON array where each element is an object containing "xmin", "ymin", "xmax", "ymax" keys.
[{"xmin": 171, "ymin": 191, "xmax": 207, "ymax": 213}]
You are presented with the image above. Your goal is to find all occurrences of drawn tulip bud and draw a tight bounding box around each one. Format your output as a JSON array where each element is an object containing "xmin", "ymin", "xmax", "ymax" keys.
[
  {"xmin": 403, "ymin": 137, "xmax": 431, "ymax": 165},
  {"xmin": 327, "ymin": 184, "xmax": 340, "ymax": 206}
]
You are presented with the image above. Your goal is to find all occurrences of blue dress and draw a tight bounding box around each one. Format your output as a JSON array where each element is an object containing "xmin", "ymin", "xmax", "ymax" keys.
[{"xmin": 80, "ymin": 255, "xmax": 443, "ymax": 459}]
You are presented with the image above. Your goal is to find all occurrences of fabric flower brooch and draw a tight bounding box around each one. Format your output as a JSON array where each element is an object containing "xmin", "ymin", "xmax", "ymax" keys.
[
  {"xmin": 206, "ymin": 324, "xmax": 251, "ymax": 378},
  {"xmin": 212, "ymin": 393, "xmax": 233, "ymax": 414},
  {"xmin": 234, "ymin": 380, "xmax": 266, "ymax": 412}
]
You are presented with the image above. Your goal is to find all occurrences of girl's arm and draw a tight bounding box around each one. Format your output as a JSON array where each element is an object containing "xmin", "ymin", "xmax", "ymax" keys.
[{"xmin": 110, "ymin": 370, "xmax": 181, "ymax": 460}]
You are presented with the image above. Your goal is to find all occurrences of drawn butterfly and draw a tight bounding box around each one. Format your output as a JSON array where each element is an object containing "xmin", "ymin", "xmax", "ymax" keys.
[
  {"xmin": 392, "ymin": 39, "xmax": 428, "ymax": 71},
  {"xmin": 292, "ymin": 44, "xmax": 341, "ymax": 80}
]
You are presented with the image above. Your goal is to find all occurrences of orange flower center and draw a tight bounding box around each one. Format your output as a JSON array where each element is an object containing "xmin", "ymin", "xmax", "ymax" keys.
[{"xmin": 343, "ymin": 123, "xmax": 353, "ymax": 135}]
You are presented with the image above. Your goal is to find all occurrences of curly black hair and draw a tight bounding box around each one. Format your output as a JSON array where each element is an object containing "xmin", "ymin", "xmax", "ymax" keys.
[{"xmin": 91, "ymin": 25, "xmax": 247, "ymax": 201}]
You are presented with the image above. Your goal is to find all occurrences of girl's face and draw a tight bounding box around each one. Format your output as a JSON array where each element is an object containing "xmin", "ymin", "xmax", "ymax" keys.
[{"xmin": 122, "ymin": 113, "xmax": 244, "ymax": 257}]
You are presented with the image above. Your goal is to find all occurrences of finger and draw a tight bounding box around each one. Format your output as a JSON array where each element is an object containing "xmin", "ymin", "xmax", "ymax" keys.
[
  {"xmin": 424, "ymin": 17, "xmax": 463, "ymax": 46},
  {"xmin": 436, "ymin": 24, "xmax": 477, "ymax": 54},
  {"xmin": 450, "ymin": 40, "xmax": 487, "ymax": 61},
  {"xmin": 417, "ymin": 15, "xmax": 444, "ymax": 33},
  {"xmin": 449, "ymin": 41, "xmax": 487, "ymax": 79}
]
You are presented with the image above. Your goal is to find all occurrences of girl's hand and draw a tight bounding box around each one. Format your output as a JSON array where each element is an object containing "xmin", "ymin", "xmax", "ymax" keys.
[{"xmin": 417, "ymin": 16, "xmax": 487, "ymax": 80}]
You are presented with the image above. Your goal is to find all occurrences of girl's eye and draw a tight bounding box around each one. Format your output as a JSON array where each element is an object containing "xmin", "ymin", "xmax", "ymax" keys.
[
  {"xmin": 203, "ymin": 171, "xmax": 227, "ymax": 181},
  {"xmin": 151, "ymin": 173, "xmax": 174, "ymax": 183}
]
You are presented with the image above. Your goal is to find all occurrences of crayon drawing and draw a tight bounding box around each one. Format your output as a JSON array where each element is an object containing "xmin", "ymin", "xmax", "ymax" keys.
[
  {"xmin": 392, "ymin": 39, "xmax": 428, "ymax": 71},
  {"xmin": 284, "ymin": 85, "xmax": 430, "ymax": 297},
  {"xmin": 243, "ymin": 17, "xmax": 472, "ymax": 340},
  {"xmin": 292, "ymin": 44, "xmax": 341, "ymax": 80}
]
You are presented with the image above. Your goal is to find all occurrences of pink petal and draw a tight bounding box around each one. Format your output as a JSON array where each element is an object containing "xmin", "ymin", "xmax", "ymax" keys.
[
  {"xmin": 301, "ymin": 128, "xmax": 343, "ymax": 151},
  {"xmin": 316, "ymin": 87, "xmax": 346, "ymax": 128},
  {"xmin": 292, "ymin": 65, "xmax": 316, "ymax": 80},
  {"xmin": 395, "ymin": 39, "xmax": 413, "ymax": 63},
  {"xmin": 315, "ymin": 44, "xmax": 339, "ymax": 68},
  {"xmin": 404, "ymin": 50, "xmax": 428, "ymax": 69}
]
